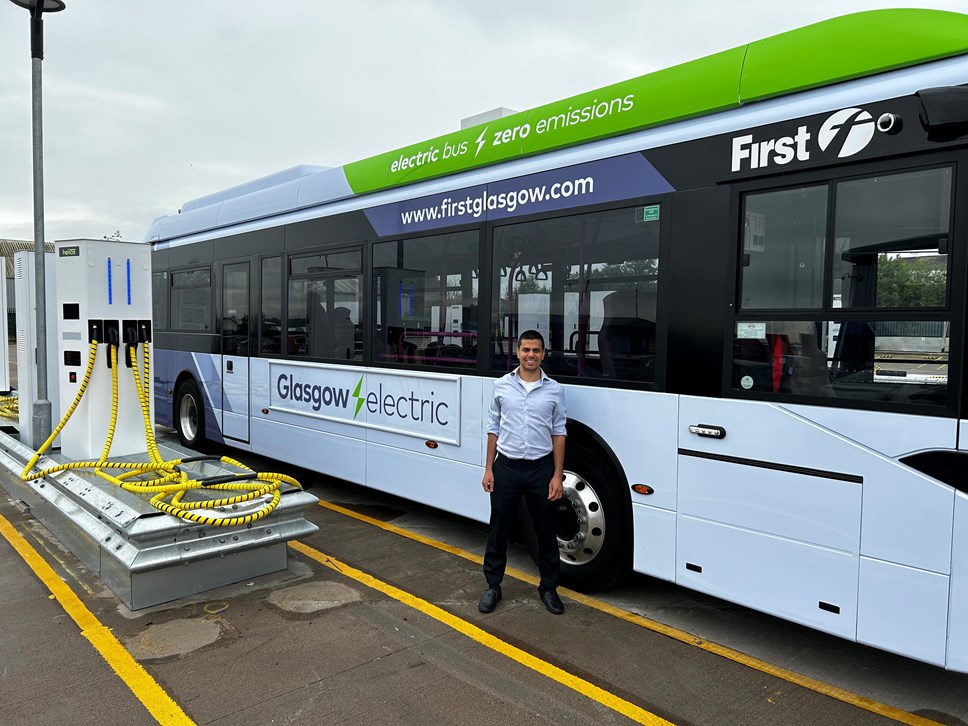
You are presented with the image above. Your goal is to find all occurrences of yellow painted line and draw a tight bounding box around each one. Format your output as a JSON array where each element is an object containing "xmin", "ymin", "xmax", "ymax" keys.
[
  {"xmin": 315, "ymin": 498, "xmax": 940, "ymax": 726},
  {"xmin": 0, "ymin": 514, "xmax": 195, "ymax": 726},
  {"xmin": 23, "ymin": 522, "xmax": 96, "ymax": 596},
  {"xmin": 289, "ymin": 539, "xmax": 672, "ymax": 726}
]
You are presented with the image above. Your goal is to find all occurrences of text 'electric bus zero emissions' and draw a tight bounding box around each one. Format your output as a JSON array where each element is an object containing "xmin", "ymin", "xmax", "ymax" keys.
[{"xmin": 143, "ymin": 10, "xmax": 968, "ymax": 671}]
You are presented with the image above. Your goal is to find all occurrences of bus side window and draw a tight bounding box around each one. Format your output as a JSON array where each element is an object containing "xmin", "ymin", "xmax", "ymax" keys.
[
  {"xmin": 599, "ymin": 289, "xmax": 656, "ymax": 382},
  {"xmin": 332, "ymin": 306, "xmax": 356, "ymax": 360}
]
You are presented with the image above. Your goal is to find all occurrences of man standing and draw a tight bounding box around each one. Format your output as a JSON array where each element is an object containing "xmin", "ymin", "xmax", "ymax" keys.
[{"xmin": 479, "ymin": 330, "xmax": 567, "ymax": 615}]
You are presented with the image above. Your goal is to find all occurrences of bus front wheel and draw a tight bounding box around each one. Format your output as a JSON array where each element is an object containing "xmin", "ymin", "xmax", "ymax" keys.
[
  {"xmin": 556, "ymin": 440, "xmax": 627, "ymax": 592},
  {"xmin": 174, "ymin": 379, "xmax": 205, "ymax": 450}
]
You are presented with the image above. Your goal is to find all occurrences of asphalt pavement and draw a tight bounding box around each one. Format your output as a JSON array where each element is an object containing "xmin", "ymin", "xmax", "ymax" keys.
[{"xmin": 0, "ymin": 462, "xmax": 924, "ymax": 726}]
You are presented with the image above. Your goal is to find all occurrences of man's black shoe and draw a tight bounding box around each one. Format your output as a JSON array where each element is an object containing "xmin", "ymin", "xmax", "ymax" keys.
[
  {"xmin": 539, "ymin": 588, "xmax": 564, "ymax": 615},
  {"xmin": 478, "ymin": 587, "xmax": 502, "ymax": 613}
]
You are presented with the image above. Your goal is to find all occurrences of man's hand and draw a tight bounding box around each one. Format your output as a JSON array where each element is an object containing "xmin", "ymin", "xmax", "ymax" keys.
[
  {"xmin": 548, "ymin": 474, "xmax": 563, "ymax": 501},
  {"xmin": 482, "ymin": 468, "xmax": 495, "ymax": 492}
]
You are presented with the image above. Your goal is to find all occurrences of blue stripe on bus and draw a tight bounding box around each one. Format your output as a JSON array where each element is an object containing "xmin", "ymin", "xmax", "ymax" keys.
[{"xmin": 364, "ymin": 152, "xmax": 673, "ymax": 237}]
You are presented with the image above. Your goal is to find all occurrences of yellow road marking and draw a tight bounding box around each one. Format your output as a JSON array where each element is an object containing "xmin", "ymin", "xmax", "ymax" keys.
[
  {"xmin": 0, "ymin": 514, "xmax": 195, "ymax": 726},
  {"xmin": 289, "ymin": 539, "xmax": 673, "ymax": 726},
  {"xmin": 23, "ymin": 522, "xmax": 96, "ymax": 595},
  {"xmin": 315, "ymin": 498, "xmax": 940, "ymax": 726}
]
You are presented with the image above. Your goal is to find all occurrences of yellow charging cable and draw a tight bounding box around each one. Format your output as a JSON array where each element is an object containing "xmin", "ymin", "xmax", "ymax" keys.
[
  {"xmin": 21, "ymin": 336, "xmax": 301, "ymax": 527},
  {"xmin": 0, "ymin": 396, "xmax": 19, "ymax": 420}
]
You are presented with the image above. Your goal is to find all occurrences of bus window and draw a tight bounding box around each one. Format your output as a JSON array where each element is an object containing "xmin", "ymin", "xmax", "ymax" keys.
[
  {"xmin": 832, "ymin": 167, "xmax": 951, "ymax": 309},
  {"xmin": 733, "ymin": 318, "xmax": 948, "ymax": 405},
  {"xmin": 372, "ymin": 230, "xmax": 479, "ymax": 367},
  {"xmin": 287, "ymin": 250, "xmax": 362, "ymax": 361},
  {"xmin": 170, "ymin": 267, "xmax": 212, "ymax": 331},
  {"xmin": 739, "ymin": 186, "xmax": 827, "ymax": 310},
  {"xmin": 491, "ymin": 206, "xmax": 660, "ymax": 382},
  {"xmin": 221, "ymin": 263, "xmax": 249, "ymax": 355},
  {"xmin": 152, "ymin": 271, "xmax": 169, "ymax": 330},
  {"xmin": 260, "ymin": 257, "xmax": 282, "ymax": 354},
  {"xmin": 733, "ymin": 166, "xmax": 953, "ymax": 408}
]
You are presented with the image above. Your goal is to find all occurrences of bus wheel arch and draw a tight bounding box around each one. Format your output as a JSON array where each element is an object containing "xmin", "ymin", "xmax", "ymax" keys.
[{"xmin": 173, "ymin": 374, "xmax": 205, "ymax": 450}]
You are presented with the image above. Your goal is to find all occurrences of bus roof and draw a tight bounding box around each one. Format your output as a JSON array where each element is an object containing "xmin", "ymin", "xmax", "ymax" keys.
[{"xmin": 148, "ymin": 9, "xmax": 968, "ymax": 243}]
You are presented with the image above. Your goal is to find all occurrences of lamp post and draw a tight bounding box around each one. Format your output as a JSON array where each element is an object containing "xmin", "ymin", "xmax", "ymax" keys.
[{"xmin": 8, "ymin": 0, "xmax": 65, "ymax": 449}]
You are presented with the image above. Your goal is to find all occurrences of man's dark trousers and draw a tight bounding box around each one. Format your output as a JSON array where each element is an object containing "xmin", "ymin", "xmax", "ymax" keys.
[{"xmin": 483, "ymin": 453, "xmax": 560, "ymax": 593}]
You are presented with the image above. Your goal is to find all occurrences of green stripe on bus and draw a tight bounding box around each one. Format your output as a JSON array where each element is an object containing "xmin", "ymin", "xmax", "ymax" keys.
[
  {"xmin": 342, "ymin": 9, "xmax": 968, "ymax": 196},
  {"xmin": 739, "ymin": 9, "xmax": 968, "ymax": 103}
]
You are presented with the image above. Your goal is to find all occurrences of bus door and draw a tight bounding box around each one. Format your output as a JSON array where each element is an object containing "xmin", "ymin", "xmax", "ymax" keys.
[{"xmin": 221, "ymin": 261, "xmax": 250, "ymax": 442}]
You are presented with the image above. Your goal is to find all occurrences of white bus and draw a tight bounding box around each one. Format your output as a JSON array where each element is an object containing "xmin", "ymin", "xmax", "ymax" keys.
[{"xmin": 144, "ymin": 10, "xmax": 968, "ymax": 671}]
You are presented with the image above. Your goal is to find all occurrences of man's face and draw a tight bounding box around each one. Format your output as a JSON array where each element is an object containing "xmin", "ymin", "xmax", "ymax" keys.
[{"xmin": 516, "ymin": 337, "xmax": 545, "ymax": 371}]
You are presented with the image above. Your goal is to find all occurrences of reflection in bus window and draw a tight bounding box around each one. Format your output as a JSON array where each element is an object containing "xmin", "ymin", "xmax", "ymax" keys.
[
  {"xmin": 491, "ymin": 206, "xmax": 660, "ymax": 381},
  {"xmin": 287, "ymin": 250, "xmax": 362, "ymax": 361},
  {"xmin": 372, "ymin": 231, "xmax": 479, "ymax": 368},
  {"xmin": 152, "ymin": 271, "xmax": 169, "ymax": 329},
  {"xmin": 734, "ymin": 165, "xmax": 953, "ymax": 408},
  {"xmin": 833, "ymin": 167, "xmax": 951, "ymax": 309},
  {"xmin": 170, "ymin": 267, "xmax": 211, "ymax": 331},
  {"xmin": 222, "ymin": 263, "xmax": 249, "ymax": 356},
  {"xmin": 740, "ymin": 186, "xmax": 827, "ymax": 310},
  {"xmin": 260, "ymin": 257, "xmax": 282, "ymax": 354},
  {"xmin": 732, "ymin": 319, "xmax": 948, "ymax": 405}
]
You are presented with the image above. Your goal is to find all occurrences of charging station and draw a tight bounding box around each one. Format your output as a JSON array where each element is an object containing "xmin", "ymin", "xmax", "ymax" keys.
[
  {"xmin": 0, "ymin": 238, "xmax": 319, "ymax": 610},
  {"xmin": 54, "ymin": 239, "xmax": 153, "ymax": 460},
  {"xmin": 14, "ymin": 250, "xmax": 59, "ymax": 447},
  {"xmin": 0, "ymin": 269, "xmax": 10, "ymax": 394}
]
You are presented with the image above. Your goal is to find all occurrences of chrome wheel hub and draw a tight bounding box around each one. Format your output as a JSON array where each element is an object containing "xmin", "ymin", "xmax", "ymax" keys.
[
  {"xmin": 178, "ymin": 394, "xmax": 198, "ymax": 442},
  {"xmin": 556, "ymin": 470, "xmax": 606, "ymax": 566}
]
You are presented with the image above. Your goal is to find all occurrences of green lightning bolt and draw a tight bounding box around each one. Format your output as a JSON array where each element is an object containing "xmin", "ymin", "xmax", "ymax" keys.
[{"xmin": 352, "ymin": 376, "xmax": 365, "ymax": 418}]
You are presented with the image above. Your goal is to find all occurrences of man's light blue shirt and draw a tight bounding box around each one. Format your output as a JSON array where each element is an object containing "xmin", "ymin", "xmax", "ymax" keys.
[{"xmin": 486, "ymin": 368, "xmax": 567, "ymax": 460}]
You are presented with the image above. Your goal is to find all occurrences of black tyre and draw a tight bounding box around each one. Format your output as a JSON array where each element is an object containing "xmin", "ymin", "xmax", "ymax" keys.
[
  {"xmin": 557, "ymin": 440, "xmax": 628, "ymax": 592},
  {"xmin": 174, "ymin": 378, "xmax": 205, "ymax": 449}
]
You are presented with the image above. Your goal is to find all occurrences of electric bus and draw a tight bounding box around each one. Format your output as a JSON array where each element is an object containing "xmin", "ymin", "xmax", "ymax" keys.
[{"xmin": 144, "ymin": 9, "xmax": 968, "ymax": 671}]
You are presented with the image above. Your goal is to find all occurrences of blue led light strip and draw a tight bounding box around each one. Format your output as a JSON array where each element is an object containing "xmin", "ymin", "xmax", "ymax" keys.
[
  {"xmin": 126, "ymin": 258, "xmax": 131, "ymax": 305},
  {"xmin": 107, "ymin": 257, "xmax": 113, "ymax": 305}
]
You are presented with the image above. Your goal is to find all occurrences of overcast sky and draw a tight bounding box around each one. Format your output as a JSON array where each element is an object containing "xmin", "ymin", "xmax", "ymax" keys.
[{"xmin": 0, "ymin": 0, "xmax": 965, "ymax": 243}]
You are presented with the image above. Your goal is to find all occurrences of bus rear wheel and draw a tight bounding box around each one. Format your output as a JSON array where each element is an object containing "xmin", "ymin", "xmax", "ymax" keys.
[
  {"xmin": 556, "ymin": 440, "xmax": 627, "ymax": 592},
  {"xmin": 174, "ymin": 379, "xmax": 205, "ymax": 450}
]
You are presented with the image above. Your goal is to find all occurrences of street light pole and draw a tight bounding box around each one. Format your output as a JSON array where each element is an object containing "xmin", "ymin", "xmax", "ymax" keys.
[{"xmin": 9, "ymin": 0, "xmax": 65, "ymax": 449}]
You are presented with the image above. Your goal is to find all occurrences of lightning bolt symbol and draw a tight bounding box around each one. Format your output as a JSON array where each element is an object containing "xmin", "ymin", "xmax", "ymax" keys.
[
  {"xmin": 475, "ymin": 127, "xmax": 488, "ymax": 158},
  {"xmin": 352, "ymin": 376, "xmax": 365, "ymax": 419}
]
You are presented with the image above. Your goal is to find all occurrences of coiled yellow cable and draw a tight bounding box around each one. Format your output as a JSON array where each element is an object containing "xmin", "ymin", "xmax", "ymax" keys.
[
  {"xmin": 21, "ymin": 337, "xmax": 301, "ymax": 527},
  {"xmin": 0, "ymin": 395, "xmax": 19, "ymax": 420}
]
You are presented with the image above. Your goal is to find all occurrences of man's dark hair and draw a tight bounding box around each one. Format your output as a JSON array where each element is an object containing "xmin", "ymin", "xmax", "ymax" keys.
[{"xmin": 517, "ymin": 329, "xmax": 545, "ymax": 349}]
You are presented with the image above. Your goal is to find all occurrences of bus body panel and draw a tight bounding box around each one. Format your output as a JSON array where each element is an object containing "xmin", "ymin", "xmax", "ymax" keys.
[
  {"xmin": 365, "ymin": 443, "xmax": 489, "ymax": 523},
  {"xmin": 679, "ymin": 397, "xmax": 955, "ymax": 575},
  {"xmin": 565, "ymin": 386, "xmax": 680, "ymax": 581},
  {"xmin": 250, "ymin": 415, "xmax": 367, "ymax": 484},
  {"xmin": 678, "ymin": 455, "xmax": 861, "ymax": 554},
  {"xmin": 947, "ymin": 492, "xmax": 968, "ymax": 671},
  {"xmin": 363, "ymin": 375, "xmax": 484, "ymax": 468},
  {"xmin": 784, "ymin": 404, "xmax": 957, "ymax": 458},
  {"xmin": 677, "ymin": 514, "xmax": 859, "ymax": 640},
  {"xmin": 222, "ymin": 353, "xmax": 250, "ymax": 442},
  {"xmin": 857, "ymin": 556, "xmax": 949, "ymax": 667},
  {"xmin": 563, "ymin": 386, "xmax": 680, "ymax": 513},
  {"xmin": 631, "ymin": 503, "xmax": 677, "ymax": 582},
  {"xmin": 858, "ymin": 457, "xmax": 954, "ymax": 575},
  {"xmin": 152, "ymin": 347, "xmax": 172, "ymax": 428}
]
